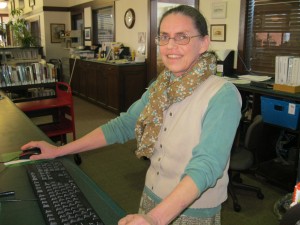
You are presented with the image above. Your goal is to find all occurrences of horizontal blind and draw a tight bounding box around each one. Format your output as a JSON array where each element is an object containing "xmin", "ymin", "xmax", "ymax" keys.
[
  {"xmin": 95, "ymin": 6, "xmax": 114, "ymax": 44},
  {"xmin": 250, "ymin": 0, "xmax": 300, "ymax": 75}
]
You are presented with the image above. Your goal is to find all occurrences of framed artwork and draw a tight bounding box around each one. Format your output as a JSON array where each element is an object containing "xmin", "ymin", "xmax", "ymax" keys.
[
  {"xmin": 138, "ymin": 32, "xmax": 146, "ymax": 44},
  {"xmin": 211, "ymin": 2, "xmax": 227, "ymax": 19},
  {"xmin": 19, "ymin": 0, "xmax": 25, "ymax": 9},
  {"xmin": 50, "ymin": 23, "xmax": 65, "ymax": 43},
  {"xmin": 29, "ymin": 0, "xmax": 35, "ymax": 7},
  {"xmin": 84, "ymin": 27, "xmax": 91, "ymax": 41},
  {"xmin": 210, "ymin": 24, "xmax": 226, "ymax": 42}
]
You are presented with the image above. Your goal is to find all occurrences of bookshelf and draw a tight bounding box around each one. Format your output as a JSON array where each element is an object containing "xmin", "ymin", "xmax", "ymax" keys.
[{"xmin": 0, "ymin": 47, "xmax": 59, "ymax": 102}]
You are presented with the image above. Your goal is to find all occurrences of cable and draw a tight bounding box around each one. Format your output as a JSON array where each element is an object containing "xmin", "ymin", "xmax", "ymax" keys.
[
  {"xmin": 275, "ymin": 130, "xmax": 296, "ymax": 165},
  {"xmin": 68, "ymin": 58, "xmax": 77, "ymax": 85},
  {"xmin": 237, "ymin": 52, "xmax": 252, "ymax": 74},
  {"xmin": 0, "ymin": 199, "xmax": 38, "ymax": 202},
  {"xmin": 0, "ymin": 156, "xmax": 18, "ymax": 164}
]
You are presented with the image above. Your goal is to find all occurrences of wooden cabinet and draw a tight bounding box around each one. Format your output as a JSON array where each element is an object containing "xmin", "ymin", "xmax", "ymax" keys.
[{"xmin": 69, "ymin": 59, "xmax": 146, "ymax": 113}]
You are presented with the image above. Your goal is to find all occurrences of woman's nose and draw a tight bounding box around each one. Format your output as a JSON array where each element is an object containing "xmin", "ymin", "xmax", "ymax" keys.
[{"xmin": 166, "ymin": 38, "xmax": 177, "ymax": 49}]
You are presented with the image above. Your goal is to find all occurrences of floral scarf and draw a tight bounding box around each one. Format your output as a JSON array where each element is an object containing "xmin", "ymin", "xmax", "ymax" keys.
[{"xmin": 135, "ymin": 52, "xmax": 217, "ymax": 158}]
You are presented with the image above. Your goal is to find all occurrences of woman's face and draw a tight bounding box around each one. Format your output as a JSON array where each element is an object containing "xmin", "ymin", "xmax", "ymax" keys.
[{"xmin": 159, "ymin": 13, "xmax": 209, "ymax": 77}]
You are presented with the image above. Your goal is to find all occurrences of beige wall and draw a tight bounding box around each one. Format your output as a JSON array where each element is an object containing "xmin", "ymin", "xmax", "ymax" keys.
[
  {"xmin": 113, "ymin": 0, "xmax": 241, "ymax": 68},
  {"xmin": 115, "ymin": 0, "xmax": 148, "ymax": 56},
  {"xmin": 201, "ymin": 0, "xmax": 241, "ymax": 68},
  {"xmin": 12, "ymin": 0, "xmax": 241, "ymax": 67},
  {"xmin": 43, "ymin": 11, "xmax": 71, "ymax": 59}
]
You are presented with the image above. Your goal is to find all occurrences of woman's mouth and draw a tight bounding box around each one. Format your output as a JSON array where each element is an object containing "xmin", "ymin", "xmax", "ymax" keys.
[{"xmin": 167, "ymin": 54, "xmax": 182, "ymax": 59}]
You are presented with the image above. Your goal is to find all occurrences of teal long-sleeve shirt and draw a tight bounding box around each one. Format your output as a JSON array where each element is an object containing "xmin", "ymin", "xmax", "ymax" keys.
[{"xmin": 101, "ymin": 81, "xmax": 241, "ymax": 194}]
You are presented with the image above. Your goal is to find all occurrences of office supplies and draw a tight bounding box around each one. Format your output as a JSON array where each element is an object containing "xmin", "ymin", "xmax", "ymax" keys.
[
  {"xmin": 0, "ymin": 191, "xmax": 15, "ymax": 197},
  {"xmin": 26, "ymin": 160, "xmax": 105, "ymax": 225}
]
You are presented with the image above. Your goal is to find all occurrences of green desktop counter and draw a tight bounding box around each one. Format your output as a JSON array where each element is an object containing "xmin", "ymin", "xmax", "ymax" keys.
[{"xmin": 0, "ymin": 93, "xmax": 126, "ymax": 225}]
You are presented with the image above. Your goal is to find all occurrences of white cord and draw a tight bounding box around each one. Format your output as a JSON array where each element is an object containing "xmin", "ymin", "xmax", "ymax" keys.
[{"xmin": 69, "ymin": 58, "xmax": 77, "ymax": 85}]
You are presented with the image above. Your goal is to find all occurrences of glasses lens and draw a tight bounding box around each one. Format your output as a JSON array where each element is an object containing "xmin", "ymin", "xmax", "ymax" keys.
[
  {"xmin": 155, "ymin": 34, "xmax": 192, "ymax": 46},
  {"xmin": 175, "ymin": 34, "xmax": 190, "ymax": 45},
  {"xmin": 158, "ymin": 35, "xmax": 169, "ymax": 45}
]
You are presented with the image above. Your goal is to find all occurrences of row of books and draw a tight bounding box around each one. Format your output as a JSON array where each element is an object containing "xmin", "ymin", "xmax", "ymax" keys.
[
  {"xmin": 275, "ymin": 56, "xmax": 300, "ymax": 86},
  {"xmin": 0, "ymin": 63, "xmax": 57, "ymax": 87},
  {"xmin": 5, "ymin": 87, "xmax": 56, "ymax": 100}
]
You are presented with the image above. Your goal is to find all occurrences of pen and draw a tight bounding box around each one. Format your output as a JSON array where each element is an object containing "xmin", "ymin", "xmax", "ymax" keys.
[{"xmin": 0, "ymin": 191, "xmax": 15, "ymax": 197}]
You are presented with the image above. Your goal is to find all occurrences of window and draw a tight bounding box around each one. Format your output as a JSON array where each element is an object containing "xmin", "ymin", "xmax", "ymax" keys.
[
  {"xmin": 93, "ymin": 6, "xmax": 114, "ymax": 45},
  {"xmin": 0, "ymin": 14, "xmax": 8, "ymax": 46},
  {"xmin": 243, "ymin": 0, "xmax": 300, "ymax": 76}
]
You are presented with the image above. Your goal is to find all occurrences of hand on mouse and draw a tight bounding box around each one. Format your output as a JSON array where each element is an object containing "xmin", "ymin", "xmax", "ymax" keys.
[{"xmin": 21, "ymin": 141, "xmax": 59, "ymax": 160}]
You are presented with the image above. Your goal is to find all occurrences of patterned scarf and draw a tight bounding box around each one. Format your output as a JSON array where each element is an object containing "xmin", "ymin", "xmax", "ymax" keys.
[{"xmin": 135, "ymin": 52, "xmax": 217, "ymax": 158}]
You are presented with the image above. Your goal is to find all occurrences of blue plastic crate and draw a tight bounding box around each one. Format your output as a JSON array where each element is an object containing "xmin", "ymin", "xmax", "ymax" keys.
[{"xmin": 261, "ymin": 96, "xmax": 300, "ymax": 130}]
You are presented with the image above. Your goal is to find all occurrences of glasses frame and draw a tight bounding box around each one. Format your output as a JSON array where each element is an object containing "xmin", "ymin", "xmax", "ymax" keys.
[{"xmin": 155, "ymin": 33, "xmax": 201, "ymax": 46}]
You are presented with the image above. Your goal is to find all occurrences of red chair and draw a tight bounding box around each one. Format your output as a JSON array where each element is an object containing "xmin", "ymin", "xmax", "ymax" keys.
[{"xmin": 37, "ymin": 82, "xmax": 76, "ymax": 143}]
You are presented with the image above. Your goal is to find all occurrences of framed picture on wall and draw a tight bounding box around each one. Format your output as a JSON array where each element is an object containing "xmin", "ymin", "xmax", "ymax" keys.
[
  {"xmin": 210, "ymin": 24, "xmax": 226, "ymax": 42},
  {"xmin": 19, "ymin": 0, "xmax": 25, "ymax": 9},
  {"xmin": 50, "ymin": 23, "xmax": 65, "ymax": 43},
  {"xmin": 211, "ymin": 2, "xmax": 227, "ymax": 19},
  {"xmin": 29, "ymin": 0, "xmax": 35, "ymax": 7},
  {"xmin": 84, "ymin": 27, "xmax": 91, "ymax": 41}
]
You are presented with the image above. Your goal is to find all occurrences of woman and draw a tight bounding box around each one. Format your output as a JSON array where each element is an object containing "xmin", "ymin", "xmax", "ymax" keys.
[{"xmin": 22, "ymin": 5, "xmax": 241, "ymax": 225}]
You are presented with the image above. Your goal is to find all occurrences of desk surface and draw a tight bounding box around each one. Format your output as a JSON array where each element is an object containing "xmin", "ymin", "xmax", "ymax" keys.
[
  {"xmin": 235, "ymin": 82, "xmax": 300, "ymax": 102},
  {"xmin": 0, "ymin": 93, "xmax": 126, "ymax": 224}
]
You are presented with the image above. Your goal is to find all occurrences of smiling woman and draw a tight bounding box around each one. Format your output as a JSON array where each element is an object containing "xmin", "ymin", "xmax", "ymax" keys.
[{"xmin": 152, "ymin": 1, "xmax": 199, "ymax": 82}]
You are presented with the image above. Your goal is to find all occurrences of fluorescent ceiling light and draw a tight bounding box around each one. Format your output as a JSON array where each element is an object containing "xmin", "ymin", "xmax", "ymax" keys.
[{"xmin": 0, "ymin": 2, "xmax": 7, "ymax": 9}]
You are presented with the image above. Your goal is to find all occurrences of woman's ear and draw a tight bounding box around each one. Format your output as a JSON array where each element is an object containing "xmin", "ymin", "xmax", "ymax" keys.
[{"xmin": 199, "ymin": 35, "xmax": 210, "ymax": 55}]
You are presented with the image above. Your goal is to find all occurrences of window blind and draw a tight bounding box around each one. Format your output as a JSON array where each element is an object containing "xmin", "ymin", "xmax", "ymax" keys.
[
  {"xmin": 247, "ymin": 0, "xmax": 300, "ymax": 76},
  {"xmin": 94, "ymin": 6, "xmax": 114, "ymax": 44}
]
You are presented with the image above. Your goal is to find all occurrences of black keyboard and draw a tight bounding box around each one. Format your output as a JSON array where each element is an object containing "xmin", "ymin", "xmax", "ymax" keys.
[{"xmin": 26, "ymin": 160, "xmax": 105, "ymax": 225}]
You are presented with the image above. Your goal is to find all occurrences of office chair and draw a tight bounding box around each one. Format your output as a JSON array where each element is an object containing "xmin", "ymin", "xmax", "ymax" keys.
[{"xmin": 228, "ymin": 114, "xmax": 265, "ymax": 212}]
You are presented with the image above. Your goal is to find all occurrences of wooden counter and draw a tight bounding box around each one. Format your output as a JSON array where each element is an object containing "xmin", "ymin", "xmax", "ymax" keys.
[{"xmin": 69, "ymin": 59, "xmax": 147, "ymax": 114}]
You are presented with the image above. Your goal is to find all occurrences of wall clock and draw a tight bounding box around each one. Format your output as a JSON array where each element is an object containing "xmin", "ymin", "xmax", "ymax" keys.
[{"xmin": 124, "ymin": 8, "xmax": 135, "ymax": 29}]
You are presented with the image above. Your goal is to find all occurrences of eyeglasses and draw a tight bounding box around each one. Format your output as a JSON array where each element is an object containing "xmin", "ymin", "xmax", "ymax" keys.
[{"xmin": 155, "ymin": 33, "xmax": 201, "ymax": 46}]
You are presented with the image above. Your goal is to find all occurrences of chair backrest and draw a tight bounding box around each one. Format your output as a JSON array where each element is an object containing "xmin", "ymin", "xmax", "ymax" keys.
[{"xmin": 244, "ymin": 115, "xmax": 264, "ymax": 151}]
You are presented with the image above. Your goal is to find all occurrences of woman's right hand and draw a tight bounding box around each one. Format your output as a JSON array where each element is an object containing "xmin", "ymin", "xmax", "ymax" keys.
[{"xmin": 21, "ymin": 141, "xmax": 60, "ymax": 160}]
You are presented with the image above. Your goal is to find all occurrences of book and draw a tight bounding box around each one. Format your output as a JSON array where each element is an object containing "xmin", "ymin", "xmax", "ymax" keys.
[{"xmin": 275, "ymin": 56, "xmax": 300, "ymax": 86}]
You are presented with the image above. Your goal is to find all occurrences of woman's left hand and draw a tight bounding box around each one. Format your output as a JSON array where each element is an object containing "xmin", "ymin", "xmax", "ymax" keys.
[{"xmin": 118, "ymin": 214, "xmax": 158, "ymax": 225}]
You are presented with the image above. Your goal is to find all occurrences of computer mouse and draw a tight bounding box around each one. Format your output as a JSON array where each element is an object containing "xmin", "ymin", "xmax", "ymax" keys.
[{"xmin": 19, "ymin": 147, "xmax": 41, "ymax": 160}]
